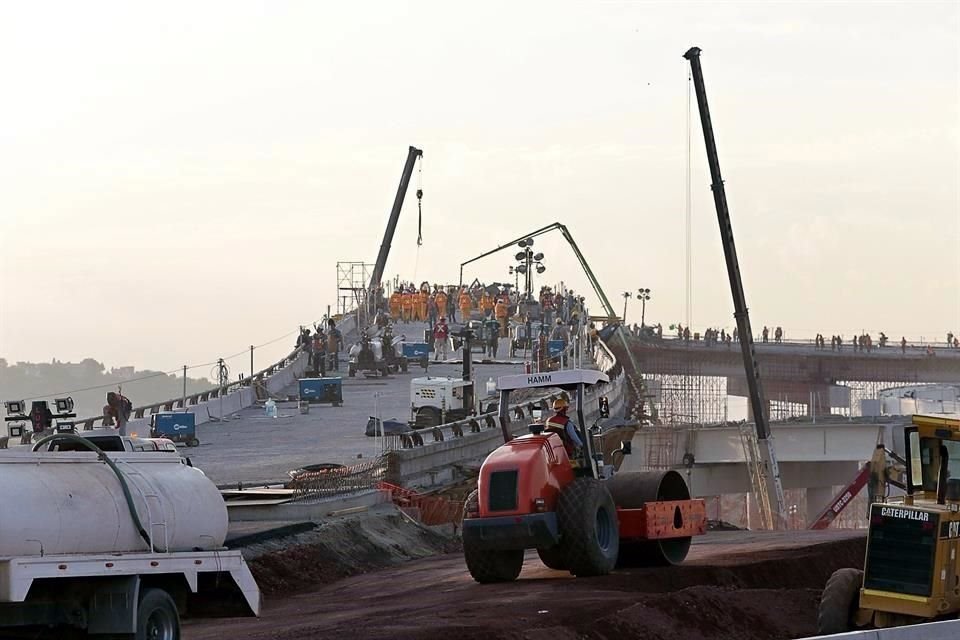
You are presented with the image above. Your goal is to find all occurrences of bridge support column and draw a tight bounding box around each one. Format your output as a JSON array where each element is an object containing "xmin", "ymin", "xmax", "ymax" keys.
[{"xmin": 806, "ymin": 486, "xmax": 835, "ymax": 525}]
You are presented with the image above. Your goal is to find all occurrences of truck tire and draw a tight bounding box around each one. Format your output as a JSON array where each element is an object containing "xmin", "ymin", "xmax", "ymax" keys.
[
  {"xmin": 414, "ymin": 406, "xmax": 442, "ymax": 429},
  {"xmin": 557, "ymin": 478, "xmax": 619, "ymax": 577},
  {"xmin": 464, "ymin": 545, "xmax": 524, "ymax": 584},
  {"xmin": 537, "ymin": 546, "xmax": 568, "ymax": 571},
  {"xmin": 136, "ymin": 588, "xmax": 180, "ymax": 640},
  {"xmin": 817, "ymin": 568, "xmax": 863, "ymax": 635}
]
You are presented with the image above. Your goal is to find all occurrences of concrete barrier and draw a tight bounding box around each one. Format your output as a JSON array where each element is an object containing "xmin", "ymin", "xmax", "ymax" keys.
[{"xmin": 226, "ymin": 488, "xmax": 390, "ymax": 522}]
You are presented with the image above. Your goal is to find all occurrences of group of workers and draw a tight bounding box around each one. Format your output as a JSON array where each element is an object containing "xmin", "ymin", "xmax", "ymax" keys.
[{"xmin": 296, "ymin": 319, "xmax": 343, "ymax": 375}]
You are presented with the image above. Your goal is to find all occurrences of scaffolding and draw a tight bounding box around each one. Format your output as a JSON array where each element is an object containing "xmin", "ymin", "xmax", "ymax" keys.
[{"xmin": 336, "ymin": 262, "xmax": 374, "ymax": 318}]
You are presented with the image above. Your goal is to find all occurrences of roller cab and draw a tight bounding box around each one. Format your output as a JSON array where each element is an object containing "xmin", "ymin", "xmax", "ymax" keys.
[{"xmin": 461, "ymin": 369, "xmax": 707, "ymax": 583}]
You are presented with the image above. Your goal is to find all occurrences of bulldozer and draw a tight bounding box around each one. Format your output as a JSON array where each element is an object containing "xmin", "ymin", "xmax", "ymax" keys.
[
  {"xmin": 461, "ymin": 369, "xmax": 707, "ymax": 582},
  {"xmin": 819, "ymin": 414, "xmax": 960, "ymax": 633}
]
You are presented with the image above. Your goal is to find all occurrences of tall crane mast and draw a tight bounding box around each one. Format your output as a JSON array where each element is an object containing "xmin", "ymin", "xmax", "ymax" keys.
[
  {"xmin": 369, "ymin": 146, "xmax": 423, "ymax": 298},
  {"xmin": 683, "ymin": 46, "xmax": 788, "ymax": 528}
]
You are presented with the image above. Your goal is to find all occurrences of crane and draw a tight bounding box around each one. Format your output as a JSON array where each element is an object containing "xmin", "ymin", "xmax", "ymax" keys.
[
  {"xmin": 368, "ymin": 146, "xmax": 423, "ymax": 301},
  {"xmin": 458, "ymin": 221, "xmax": 618, "ymax": 320},
  {"xmin": 683, "ymin": 46, "xmax": 788, "ymax": 528}
]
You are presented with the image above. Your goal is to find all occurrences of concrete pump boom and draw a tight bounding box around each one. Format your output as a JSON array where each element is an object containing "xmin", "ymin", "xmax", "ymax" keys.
[
  {"xmin": 683, "ymin": 46, "xmax": 788, "ymax": 528},
  {"xmin": 458, "ymin": 222, "xmax": 618, "ymax": 320}
]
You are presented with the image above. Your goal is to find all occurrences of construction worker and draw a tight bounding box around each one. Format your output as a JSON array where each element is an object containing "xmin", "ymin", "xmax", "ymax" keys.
[
  {"xmin": 433, "ymin": 317, "xmax": 450, "ymax": 361},
  {"xmin": 434, "ymin": 288, "xmax": 448, "ymax": 325},
  {"xmin": 389, "ymin": 290, "xmax": 402, "ymax": 321},
  {"xmin": 543, "ymin": 397, "xmax": 583, "ymax": 459},
  {"xmin": 483, "ymin": 311, "xmax": 500, "ymax": 358},
  {"xmin": 458, "ymin": 288, "xmax": 473, "ymax": 322},
  {"xmin": 417, "ymin": 287, "xmax": 428, "ymax": 323},
  {"xmin": 401, "ymin": 289, "xmax": 414, "ymax": 323},
  {"xmin": 495, "ymin": 296, "xmax": 509, "ymax": 338},
  {"xmin": 480, "ymin": 290, "xmax": 494, "ymax": 315}
]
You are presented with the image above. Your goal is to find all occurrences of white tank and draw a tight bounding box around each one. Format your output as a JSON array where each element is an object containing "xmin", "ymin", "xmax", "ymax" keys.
[{"xmin": 0, "ymin": 449, "xmax": 228, "ymax": 557}]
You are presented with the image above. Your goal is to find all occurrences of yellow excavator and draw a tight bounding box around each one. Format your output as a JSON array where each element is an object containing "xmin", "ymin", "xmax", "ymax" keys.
[{"xmin": 819, "ymin": 414, "xmax": 960, "ymax": 633}]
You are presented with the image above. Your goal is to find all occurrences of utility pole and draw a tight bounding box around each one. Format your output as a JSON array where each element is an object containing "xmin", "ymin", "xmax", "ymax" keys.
[
  {"xmin": 249, "ymin": 345, "xmax": 254, "ymax": 381},
  {"xmin": 182, "ymin": 365, "xmax": 187, "ymax": 408},
  {"xmin": 684, "ymin": 46, "xmax": 787, "ymax": 529},
  {"xmin": 621, "ymin": 291, "xmax": 631, "ymax": 323}
]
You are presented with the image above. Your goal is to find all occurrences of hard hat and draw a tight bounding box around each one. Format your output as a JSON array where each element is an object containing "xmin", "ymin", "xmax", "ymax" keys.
[{"xmin": 552, "ymin": 397, "xmax": 569, "ymax": 411}]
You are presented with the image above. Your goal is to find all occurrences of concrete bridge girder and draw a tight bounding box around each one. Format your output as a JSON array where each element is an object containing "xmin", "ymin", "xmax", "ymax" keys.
[{"xmin": 726, "ymin": 377, "xmax": 851, "ymax": 408}]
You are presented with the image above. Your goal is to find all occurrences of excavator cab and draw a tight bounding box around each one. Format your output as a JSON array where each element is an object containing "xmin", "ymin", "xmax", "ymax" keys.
[{"xmin": 461, "ymin": 369, "xmax": 706, "ymax": 584}]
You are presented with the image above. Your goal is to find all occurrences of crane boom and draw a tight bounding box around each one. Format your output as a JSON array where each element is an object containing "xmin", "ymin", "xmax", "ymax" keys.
[
  {"xmin": 369, "ymin": 146, "xmax": 423, "ymax": 295},
  {"xmin": 458, "ymin": 222, "xmax": 617, "ymax": 319},
  {"xmin": 683, "ymin": 46, "xmax": 788, "ymax": 528}
]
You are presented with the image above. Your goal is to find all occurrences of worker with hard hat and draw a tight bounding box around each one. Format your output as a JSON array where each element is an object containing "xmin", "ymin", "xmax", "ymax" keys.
[{"xmin": 543, "ymin": 396, "xmax": 583, "ymax": 458}]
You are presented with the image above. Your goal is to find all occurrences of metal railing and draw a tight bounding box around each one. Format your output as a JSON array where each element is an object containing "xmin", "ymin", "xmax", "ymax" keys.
[{"xmin": 73, "ymin": 346, "xmax": 307, "ymax": 430}]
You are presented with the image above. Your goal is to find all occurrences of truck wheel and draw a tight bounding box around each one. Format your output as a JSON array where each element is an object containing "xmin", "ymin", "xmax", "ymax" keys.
[
  {"xmin": 537, "ymin": 546, "xmax": 568, "ymax": 571},
  {"xmin": 464, "ymin": 544, "xmax": 524, "ymax": 583},
  {"xmin": 136, "ymin": 588, "xmax": 180, "ymax": 640},
  {"xmin": 414, "ymin": 406, "xmax": 442, "ymax": 429},
  {"xmin": 186, "ymin": 437, "xmax": 200, "ymax": 448},
  {"xmin": 817, "ymin": 568, "xmax": 863, "ymax": 635},
  {"xmin": 557, "ymin": 478, "xmax": 619, "ymax": 577}
]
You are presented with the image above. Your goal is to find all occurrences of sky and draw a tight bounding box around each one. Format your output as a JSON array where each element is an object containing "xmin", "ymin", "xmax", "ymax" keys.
[{"xmin": 1, "ymin": 0, "xmax": 958, "ymax": 375}]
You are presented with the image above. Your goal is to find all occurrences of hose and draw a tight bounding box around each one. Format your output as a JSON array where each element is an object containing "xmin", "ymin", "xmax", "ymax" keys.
[{"xmin": 32, "ymin": 433, "xmax": 163, "ymax": 553}]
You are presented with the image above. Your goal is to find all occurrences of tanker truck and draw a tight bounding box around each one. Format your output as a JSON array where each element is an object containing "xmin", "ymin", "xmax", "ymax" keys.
[{"xmin": 0, "ymin": 429, "xmax": 260, "ymax": 639}]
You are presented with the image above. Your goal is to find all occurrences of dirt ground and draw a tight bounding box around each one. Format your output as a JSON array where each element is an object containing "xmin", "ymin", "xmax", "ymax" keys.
[{"xmin": 185, "ymin": 514, "xmax": 864, "ymax": 640}]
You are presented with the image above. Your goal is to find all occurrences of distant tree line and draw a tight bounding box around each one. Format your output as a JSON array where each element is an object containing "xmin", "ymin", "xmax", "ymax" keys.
[{"xmin": 0, "ymin": 358, "xmax": 214, "ymax": 420}]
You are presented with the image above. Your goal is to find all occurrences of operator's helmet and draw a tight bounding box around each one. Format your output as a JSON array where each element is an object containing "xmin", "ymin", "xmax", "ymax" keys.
[{"xmin": 552, "ymin": 397, "xmax": 569, "ymax": 412}]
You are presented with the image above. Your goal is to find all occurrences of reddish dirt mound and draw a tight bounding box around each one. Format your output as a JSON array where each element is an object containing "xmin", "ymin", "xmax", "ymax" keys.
[{"xmin": 186, "ymin": 530, "xmax": 865, "ymax": 640}]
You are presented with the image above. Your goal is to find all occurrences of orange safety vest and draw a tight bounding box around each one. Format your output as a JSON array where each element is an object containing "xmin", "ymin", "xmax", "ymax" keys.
[
  {"xmin": 459, "ymin": 292, "xmax": 472, "ymax": 310},
  {"xmin": 401, "ymin": 293, "xmax": 414, "ymax": 309},
  {"xmin": 481, "ymin": 294, "xmax": 494, "ymax": 311},
  {"xmin": 495, "ymin": 301, "xmax": 507, "ymax": 319},
  {"xmin": 435, "ymin": 292, "xmax": 448, "ymax": 312}
]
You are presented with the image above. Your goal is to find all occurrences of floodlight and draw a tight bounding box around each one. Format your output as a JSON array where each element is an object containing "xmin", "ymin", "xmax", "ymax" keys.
[
  {"xmin": 515, "ymin": 251, "xmax": 526, "ymax": 261},
  {"xmin": 536, "ymin": 265, "xmax": 546, "ymax": 274},
  {"xmin": 4, "ymin": 400, "xmax": 24, "ymax": 415},
  {"xmin": 525, "ymin": 238, "xmax": 534, "ymax": 246},
  {"xmin": 518, "ymin": 239, "xmax": 529, "ymax": 248},
  {"xmin": 516, "ymin": 264, "xmax": 527, "ymax": 274},
  {"xmin": 533, "ymin": 253, "xmax": 544, "ymax": 261}
]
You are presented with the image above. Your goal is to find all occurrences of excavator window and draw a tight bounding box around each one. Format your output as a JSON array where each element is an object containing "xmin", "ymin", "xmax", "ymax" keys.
[{"xmin": 918, "ymin": 437, "xmax": 960, "ymax": 492}]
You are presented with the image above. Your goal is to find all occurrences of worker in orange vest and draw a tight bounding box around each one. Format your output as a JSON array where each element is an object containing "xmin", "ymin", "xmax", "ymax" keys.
[
  {"xmin": 401, "ymin": 290, "xmax": 414, "ymax": 323},
  {"xmin": 389, "ymin": 291, "xmax": 402, "ymax": 321},
  {"xmin": 480, "ymin": 291, "xmax": 494, "ymax": 315},
  {"xmin": 458, "ymin": 288, "xmax": 473, "ymax": 322},
  {"xmin": 494, "ymin": 297, "xmax": 509, "ymax": 338},
  {"xmin": 417, "ymin": 288, "xmax": 428, "ymax": 323},
  {"xmin": 434, "ymin": 289, "xmax": 448, "ymax": 323}
]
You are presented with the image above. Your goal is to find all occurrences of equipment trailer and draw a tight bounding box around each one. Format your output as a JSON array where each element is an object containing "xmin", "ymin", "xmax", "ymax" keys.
[
  {"xmin": 0, "ymin": 431, "xmax": 260, "ymax": 639},
  {"xmin": 461, "ymin": 369, "xmax": 706, "ymax": 581}
]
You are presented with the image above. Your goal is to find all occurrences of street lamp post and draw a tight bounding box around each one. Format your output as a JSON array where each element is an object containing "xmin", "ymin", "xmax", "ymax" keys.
[
  {"xmin": 621, "ymin": 291, "xmax": 632, "ymax": 323},
  {"xmin": 637, "ymin": 288, "xmax": 651, "ymax": 326}
]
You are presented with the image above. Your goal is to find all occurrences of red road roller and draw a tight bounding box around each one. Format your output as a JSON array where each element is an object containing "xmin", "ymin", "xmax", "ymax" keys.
[{"xmin": 462, "ymin": 369, "xmax": 706, "ymax": 581}]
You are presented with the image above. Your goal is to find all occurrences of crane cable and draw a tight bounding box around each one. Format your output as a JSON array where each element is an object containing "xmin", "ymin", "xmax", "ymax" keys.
[{"xmin": 416, "ymin": 156, "xmax": 424, "ymax": 246}]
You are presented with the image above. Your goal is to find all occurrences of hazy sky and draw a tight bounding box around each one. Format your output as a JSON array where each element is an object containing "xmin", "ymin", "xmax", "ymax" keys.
[{"xmin": 1, "ymin": 1, "xmax": 958, "ymax": 376}]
